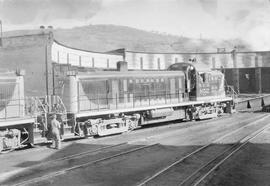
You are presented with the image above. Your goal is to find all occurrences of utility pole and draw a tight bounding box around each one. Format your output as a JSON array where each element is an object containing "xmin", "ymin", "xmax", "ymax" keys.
[
  {"xmin": 52, "ymin": 62, "xmax": 55, "ymax": 95},
  {"xmin": 45, "ymin": 42, "xmax": 49, "ymax": 98},
  {"xmin": 0, "ymin": 20, "xmax": 3, "ymax": 47}
]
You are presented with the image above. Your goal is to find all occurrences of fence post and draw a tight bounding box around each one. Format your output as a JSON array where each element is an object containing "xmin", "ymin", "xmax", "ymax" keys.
[
  {"xmin": 261, "ymin": 98, "xmax": 265, "ymax": 107},
  {"xmin": 247, "ymin": 100, "xmax": 251, "ymax": 109}
]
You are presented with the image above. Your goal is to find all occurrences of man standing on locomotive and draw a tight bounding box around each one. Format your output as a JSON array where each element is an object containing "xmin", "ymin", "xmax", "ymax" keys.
[{"xmin": 50, "ymin": 114, "xmax": 62, "ymax": 149}]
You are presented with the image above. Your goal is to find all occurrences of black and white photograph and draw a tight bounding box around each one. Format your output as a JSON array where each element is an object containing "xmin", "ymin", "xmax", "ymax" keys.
[{"xmin": 0, "ymin": 0, "xmax": 270, "ymax": 185}]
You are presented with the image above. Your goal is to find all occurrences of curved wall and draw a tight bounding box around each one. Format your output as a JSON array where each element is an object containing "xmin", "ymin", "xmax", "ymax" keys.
[{"xmin": 51, "ymin": 41, "xmax": 124, "ymax": 69}]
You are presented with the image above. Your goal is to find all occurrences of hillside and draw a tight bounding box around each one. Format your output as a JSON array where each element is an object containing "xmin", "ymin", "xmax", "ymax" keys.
[
  {"xmin": 2, "ymin": 24, "xmax": 251, "ymax": 53},
  {"xmin": 52, "ymin": 24, "xmax": 251, "ymax": 53}
]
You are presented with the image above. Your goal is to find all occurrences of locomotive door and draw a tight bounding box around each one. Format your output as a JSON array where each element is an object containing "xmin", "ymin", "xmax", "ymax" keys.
[
  {"xmin": 0, "ymin": 81, "xmax": 19, "ymax": 119},
  {"xmin": 142, "ymin": 84, "xmax": 150, "ymax": 104},
  {"xmin": 111, "ymin": 80, "xmax": 118, "ymax": 109},
  {"xmin": 170, "ymin": 78, "xmax": 175, "ymax": 102}
]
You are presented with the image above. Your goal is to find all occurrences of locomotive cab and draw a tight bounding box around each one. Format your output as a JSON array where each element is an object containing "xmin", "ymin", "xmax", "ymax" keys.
[
  {"xmin": 168, "ymin": 62, "xmax": 232, "ymax": 120},
  {"xmin": 167, "ymin": 62, "xmax": 197, "ymax": 98},
  {"xmin": 168, "ymin": 62, "xmax": 226, "ymax": 101}
]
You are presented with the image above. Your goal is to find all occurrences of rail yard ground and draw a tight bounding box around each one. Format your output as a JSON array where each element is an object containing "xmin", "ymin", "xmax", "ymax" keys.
[{"xmin": 1, "ymin": 112, "xmax": 270, "ymax": 186}]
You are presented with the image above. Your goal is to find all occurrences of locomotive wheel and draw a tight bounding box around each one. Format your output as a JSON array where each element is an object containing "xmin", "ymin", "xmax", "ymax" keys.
[
  {"xmin": 27, "ymin": 143, "xmax": 35, "ymax": 148},
  {"xmin": 91, "ymin": 124, "xmax": 99, "ymax": 135},
  {"xmin": 127, "ymin": 119, "xmax": 137, "ymax": 130}
]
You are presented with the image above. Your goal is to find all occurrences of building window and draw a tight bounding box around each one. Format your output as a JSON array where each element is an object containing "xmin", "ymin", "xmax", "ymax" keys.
[
  {"xmin": 157, "ymin": 58, "xmax": 161, "ymax": 70},
  {"xmin": 140, "ymin": 57, "xmax": 143, "ymax": 69},
  {"xmin": 212, "ymin": 57, "xmax": 216, "ymax": 69},
  {"xmin": 107, "ymin": 59, "xmax": 110, "ymax": 68},
  {"xmin": 92, "ymin": 57, "xmax": 95, "ymax": 67},
  {"xmin": 79, "ymin": 56, "xmax": 82, "ymax": 67},
  {"xmin": 67, "ymin": 53, "xmax": 70, "ymax": 64}
]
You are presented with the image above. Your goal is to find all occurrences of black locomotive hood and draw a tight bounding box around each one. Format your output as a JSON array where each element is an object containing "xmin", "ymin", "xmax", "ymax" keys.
[{"xmin": 167, "ymin": 62, "xmax": 211, "ymax": 72}]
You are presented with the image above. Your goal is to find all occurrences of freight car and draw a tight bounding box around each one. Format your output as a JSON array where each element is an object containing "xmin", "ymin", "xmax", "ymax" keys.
[
  {"xmin": 0, "ymin": 70, "xmax": 36, "ymax": 152},
  {"xmin": 53, "ymin": 61, "xmax": 234, "ymax": 137}
]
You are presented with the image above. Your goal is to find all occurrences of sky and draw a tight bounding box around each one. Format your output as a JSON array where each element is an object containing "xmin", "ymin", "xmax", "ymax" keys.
[{"xmin": 0, "ymin": 0, "xmax": 270, "ymax": 50}]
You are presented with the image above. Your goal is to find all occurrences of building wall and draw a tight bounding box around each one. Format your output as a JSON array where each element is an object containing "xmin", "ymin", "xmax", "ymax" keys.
[
  {"xmin": 0, "ymin": 32, "xmax": 53, "ymax": 96},
  {"xmin": 124, "ymin": 50, "xmax": 270, "ymax": 93},
  {"xmin": 50, "ymin": 43, "xmax": 270, "ymax": 94},
  {"xmin": 125, "ymin": 50, "xmax": 270, "ymax": 70},
  {"xmin": 125, "ymin": 51, "xmax": 235, "ymax": 70},
  {"xmin": 51, "ymin": 41, "xmax": 124, "ymax": 69},
  {"xmin": 1, "ymin": 31, "xmax": 270, "ymax": 95},
  {"xmin": 261, "ymin": 68, "xmax": 270, "ymax": 93}
]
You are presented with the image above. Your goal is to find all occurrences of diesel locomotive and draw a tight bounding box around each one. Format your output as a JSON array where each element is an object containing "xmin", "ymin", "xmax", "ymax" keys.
[
  {"xmin": 54, "ymin": 61, "xmax": 233, "ymax": 137},
  {"xmin": 0, "ymin": 61, "xmax": 234, "ymax": 152},
  {"xmin": 0, "ymin": 70, "xmax": 35, "ymax": 152}
]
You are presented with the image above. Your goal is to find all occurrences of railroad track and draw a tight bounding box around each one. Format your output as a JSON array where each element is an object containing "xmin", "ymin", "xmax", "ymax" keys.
[
  {"xmin": 180, "ymin": 121, "xmax": 270, "ymax": 186},
  {"xmin": 0, "ymin": 112, "xmax": 239, "ymax": 155},
  {"xmin": 1, "ymin": 113, "xmax": 266, "ymax": 186},
  {"xmin": 2, "ymin": 110, "xmax": 262, "ymax": 158},
  {"xmin": 137, "ymin": 114, "xmax": 270, "ymax": 186},
  {"xmin": 6, "ymin": 143, "xmax": 159, "ymax": 186}
]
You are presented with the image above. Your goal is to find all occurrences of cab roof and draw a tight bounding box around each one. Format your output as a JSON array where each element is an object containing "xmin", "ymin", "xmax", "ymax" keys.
[{"xmin": 168, "ymin": 62, "xmax": 211, "ymax": 72}]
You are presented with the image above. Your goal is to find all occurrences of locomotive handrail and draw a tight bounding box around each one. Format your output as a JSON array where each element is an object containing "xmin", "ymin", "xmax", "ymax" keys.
[
  {"xmin": 0, "ymin": 99, "xmax": 25, "ymax": 120},
  {"xmin": 77, "ymin": 92, "xmax": 189, "ymax": 112},
  {"xmin": 225, "ymin": 85, "xmax": 238, "ymax": 99},
  {"xmin": 56, "ymin": 95, "xmax": 67, "ymax": 114},
  {"xmin": 24, "ymin": 97, "xmax": 47, "ymax": 116}
]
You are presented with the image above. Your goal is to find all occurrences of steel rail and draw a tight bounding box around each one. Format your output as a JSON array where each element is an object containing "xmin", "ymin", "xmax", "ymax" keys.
[
  {"xmin": 27, "ymin": 142, "xmax": 127, "ymax": 168},
  {"xmin": 13, "ymin": 143, "xmax": 159, "ymax": 186},
  {"xmin": 136, "ymin": 114, "xmax": 270, "ymax": 186},
  {"xmin": 0, "ymin": 109, "xmax": 235, "ymax": 155},
  {"xmin": 179, "ymin": 119, "xmax": 270, "ymax": 186},
  {"xmin": 179, "ymin": 143, "xmax": 241, "ymax": 186},
  {"xmin": 0, "ymin": 142, "xmax": 127, "ymax": 182},
  {"xmin": 191, "ymin": 121, "xmax": 270, "ymax": 186}
]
